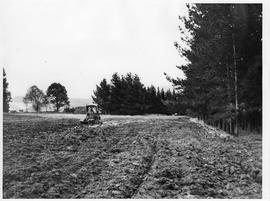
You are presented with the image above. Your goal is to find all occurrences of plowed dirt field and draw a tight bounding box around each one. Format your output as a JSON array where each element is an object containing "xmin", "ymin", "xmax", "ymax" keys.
[{"xmin": 3, "ymin": 114, "xmax": 262, "ymax": 198}]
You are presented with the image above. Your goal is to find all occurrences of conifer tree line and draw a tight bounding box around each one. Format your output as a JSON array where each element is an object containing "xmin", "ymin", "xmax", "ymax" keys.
[
  {"xmin": 92, "ymin": 73, "xmax": 178, "ymax": 115},
  {"xmin": 167, "ymin": 4, "xmax": 262, "ymax": 134}
]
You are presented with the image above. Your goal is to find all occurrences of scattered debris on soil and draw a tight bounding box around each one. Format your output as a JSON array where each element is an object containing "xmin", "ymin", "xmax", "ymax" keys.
[{"xmin": 3, "ymin": 114, "xmax": 262, "ymax": 198}]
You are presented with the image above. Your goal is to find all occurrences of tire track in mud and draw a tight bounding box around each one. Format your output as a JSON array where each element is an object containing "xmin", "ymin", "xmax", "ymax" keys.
[
  {"xmin": 130, "ymin": 132, "xmax": 158, "ymax": 198},
  {"xmin": 130, "ymin": 123, "xmax": 177, "ymax": 198},
  {"xmin": 133, "ymin": 118, "xmax": 262, "ymax": 199},
  {"xmin": 80, "ymin": 124, "xmax": 155, "ymax": 198},
  {"xmin": 40, "ymin": 123, "xmax": 141, "ymax": 198},
  {"xmin": 3, "ymin": 117, "xmax": 141, "ymax": 198},
  {"xmin": 65, "ymin": 126, "xmax": 137, "ymax": 173},
  {"xmin": 82, "ymin": 120, "xmax": 177, "ymax": 199},
  {"xmin": 130, "ymin": 120, "xmax": 182, "ymax": 198},
  {"xmin": 4, "ymin": 115, "xmax": 262, "ymax": 199}
]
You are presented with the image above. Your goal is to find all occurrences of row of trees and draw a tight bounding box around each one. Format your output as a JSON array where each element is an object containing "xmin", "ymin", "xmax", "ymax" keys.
[
  {"xmin": 92, "ymin": 73, "xmax": 178, "ymax": 115},
  {"xmin": 167, "ymin": 4, "xmax": 262, "ymax": 134},
  {"xmin": 2, "ymin": 68, "xmax": 70, "ymax": 113},
  {"xmin": 23, "ymin": 83, "xmax": 69, "ymax": 112}
]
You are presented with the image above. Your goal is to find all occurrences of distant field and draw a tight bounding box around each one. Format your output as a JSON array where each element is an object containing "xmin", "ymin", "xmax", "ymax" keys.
[
  {"xmin": 3, "ymin": 113, "xmax": 262, "ymax": 198},
  {"xmin": 9, "ymin": 96, "xmax": 91, "ymax": 112}
]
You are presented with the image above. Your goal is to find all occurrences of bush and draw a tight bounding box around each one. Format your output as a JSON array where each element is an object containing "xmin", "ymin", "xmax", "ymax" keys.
[
  {"xmin": 74, "ymin": 107, "xmax": 86, "ymax": 114},
  {"xmin": 64, "ymin": 107, "xmax": 75, "ymax": 113}
]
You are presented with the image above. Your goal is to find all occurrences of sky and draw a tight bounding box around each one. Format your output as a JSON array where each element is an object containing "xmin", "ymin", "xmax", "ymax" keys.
[{"xmin": 1, "ymin": 0, "xmax": 188, "ymax": 99}]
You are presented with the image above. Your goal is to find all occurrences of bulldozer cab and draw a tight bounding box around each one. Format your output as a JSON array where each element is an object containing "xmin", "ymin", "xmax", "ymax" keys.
[
  {"xmin": 80, "ymin": 104, "xmax": 102, "ymax": 125},
  {"xmin": 86, "ymin": 105, "xmax": 99, "ymax": 113}
]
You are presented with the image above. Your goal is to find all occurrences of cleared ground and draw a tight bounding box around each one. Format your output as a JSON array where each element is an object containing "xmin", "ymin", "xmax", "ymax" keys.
[
  {"xmin": 11, "ymin": 113, "xmax": 180, "ymax": 120},
  {"xmin": 3, "ymin": 113, "xmax": 262, "ymax": 198}
]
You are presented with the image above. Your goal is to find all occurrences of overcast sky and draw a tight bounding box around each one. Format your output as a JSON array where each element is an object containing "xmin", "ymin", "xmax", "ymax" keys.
[{"xmin": 1, "ymin": 0, "xmax": 188, "ymax": 99}]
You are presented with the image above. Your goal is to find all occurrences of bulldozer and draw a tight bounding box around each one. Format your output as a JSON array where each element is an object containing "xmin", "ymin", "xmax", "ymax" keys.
[{"xmin": 80, "ymin": 104, "xmax": 102, "ymax": 125}]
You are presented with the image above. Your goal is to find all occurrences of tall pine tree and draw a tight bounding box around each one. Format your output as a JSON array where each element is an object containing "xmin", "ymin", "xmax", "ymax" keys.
[
  {"xmin": 92, "ymin": 79, "xmax": 111, "ymax": 114},
  {"xmin": 168, "ymin": 4, "xmax": 262, "ymax": 134},
  {"xmin": 3, "ymin": 68, "xmax": 11, "ymax": 112}
]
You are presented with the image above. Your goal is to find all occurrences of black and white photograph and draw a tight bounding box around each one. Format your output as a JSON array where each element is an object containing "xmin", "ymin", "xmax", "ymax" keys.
[{"xmin": 1, "ymin": 0, "xmax": 267, "ymax": 199}]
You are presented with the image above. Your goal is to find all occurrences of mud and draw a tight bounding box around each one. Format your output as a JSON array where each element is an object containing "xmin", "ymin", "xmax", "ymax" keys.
[{"xmin": 3, "ymin": 114, "xmax": 262, "ymax": 198}]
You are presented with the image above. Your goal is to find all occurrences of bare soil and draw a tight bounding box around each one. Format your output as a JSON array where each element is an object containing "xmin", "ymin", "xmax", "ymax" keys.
[{"xmin": 3, "ymin": 114, "xmax": 262, "ymax": 198}]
